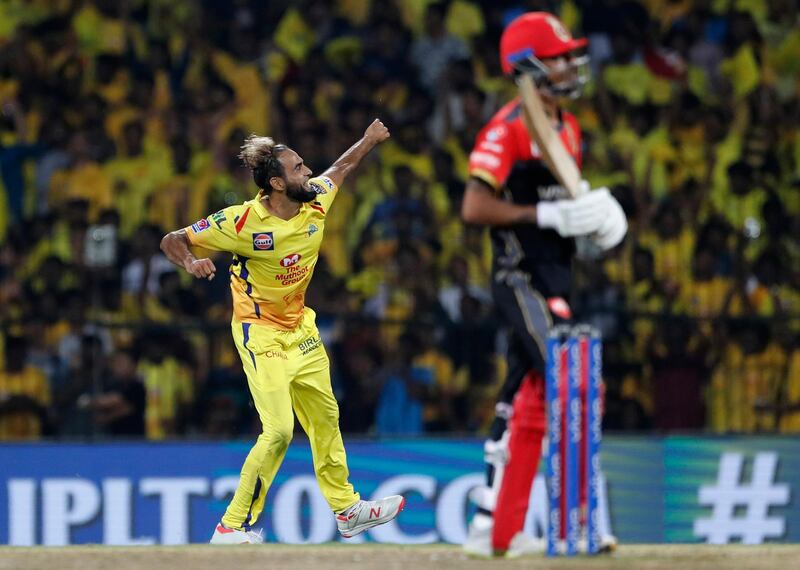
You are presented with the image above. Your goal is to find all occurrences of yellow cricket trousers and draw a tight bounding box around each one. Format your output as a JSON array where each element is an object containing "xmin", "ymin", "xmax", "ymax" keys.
[{"xmin": 222, "ymin": 308, "xmax": 359, "ymax": 529}]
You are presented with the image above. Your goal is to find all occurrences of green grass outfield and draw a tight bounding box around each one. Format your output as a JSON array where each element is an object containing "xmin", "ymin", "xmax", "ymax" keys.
[{"xmin": 0, "ymin": 544, "xmax": 798, "ymax": 570}]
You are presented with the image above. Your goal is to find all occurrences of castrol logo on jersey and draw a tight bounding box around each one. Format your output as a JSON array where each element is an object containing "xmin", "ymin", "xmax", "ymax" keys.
[{"xmin": 280, "ymin": 253, "xmax": 302, "ymax": 267}]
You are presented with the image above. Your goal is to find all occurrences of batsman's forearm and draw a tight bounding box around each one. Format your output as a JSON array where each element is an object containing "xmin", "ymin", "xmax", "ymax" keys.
[
  {"xmin": 461, "ymin": 179, "xmax": 537, "ymax": 226},
  {"xmin": 160, "ymin": 230, "xmax": 195, "ymax": 269}
]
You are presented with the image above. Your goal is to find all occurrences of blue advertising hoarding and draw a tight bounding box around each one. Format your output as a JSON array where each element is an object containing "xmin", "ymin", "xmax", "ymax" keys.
[{"xmin": 1, "ymin": 437, "xmax": 797, "ymax": 545}]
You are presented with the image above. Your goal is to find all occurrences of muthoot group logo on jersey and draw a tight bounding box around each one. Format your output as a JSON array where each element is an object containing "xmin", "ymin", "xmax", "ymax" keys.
[
  {"xmin": 253, "ymin": 232, "xmax": 274, "ymax": 251},
  {"xmin": 275, "ymin": 264, "xmax": 310, "ymax": 286},
  {"xmin": 280, "ymin": 253, "xmax": 302, "ymax": 267}
]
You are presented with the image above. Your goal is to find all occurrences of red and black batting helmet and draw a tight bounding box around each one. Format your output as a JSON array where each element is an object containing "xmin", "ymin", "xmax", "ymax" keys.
[
  {"xmin": 500, "ymin": 12, "xmax": 587, "ymax": 74},
  {"xmin": 500, "ymin": 12, "xmax": 589, "ymax": 97}
]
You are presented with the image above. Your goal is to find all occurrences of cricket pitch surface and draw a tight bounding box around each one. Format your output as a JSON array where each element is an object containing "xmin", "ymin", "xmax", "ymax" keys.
[{"xmin": 1, "ymin": 544, "xmax": 797, "ymax": 569}]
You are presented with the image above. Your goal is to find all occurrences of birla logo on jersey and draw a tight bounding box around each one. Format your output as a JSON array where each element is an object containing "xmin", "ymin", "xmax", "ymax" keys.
[
  {"xmin": 280, "ymin": 253, "xmax": 302, "ymax": 267},
  {"xmin": 252, "ymin": 232, "xmax": 274, "ymax": 251},
  {"xmin": 299, "ymin": 335, "xmax": 322, "ymax": 355}
]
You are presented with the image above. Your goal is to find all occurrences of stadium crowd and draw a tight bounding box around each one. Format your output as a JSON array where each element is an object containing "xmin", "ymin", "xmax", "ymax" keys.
[{"xmin": 0, "ymin": 0, "xmax": 798, "ymax": 440}]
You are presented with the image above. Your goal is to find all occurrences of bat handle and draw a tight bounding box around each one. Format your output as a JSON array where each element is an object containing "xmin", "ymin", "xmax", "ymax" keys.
[{"xmin": 570, "ymin": 180, "xmax": 590, "ymax": 198}]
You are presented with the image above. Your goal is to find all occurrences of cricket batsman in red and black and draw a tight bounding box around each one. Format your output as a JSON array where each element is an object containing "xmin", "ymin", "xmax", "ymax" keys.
[{"xmin": 460, "ymin": 12, "xmax": 626, "ymax": 557}]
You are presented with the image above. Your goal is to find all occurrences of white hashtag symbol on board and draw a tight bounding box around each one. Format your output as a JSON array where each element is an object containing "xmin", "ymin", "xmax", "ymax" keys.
[{"xmin": 694, "ymin": 452, "xmax": 790, "ymax": 544}]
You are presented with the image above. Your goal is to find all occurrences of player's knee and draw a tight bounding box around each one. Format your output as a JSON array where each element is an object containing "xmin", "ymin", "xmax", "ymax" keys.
[{"xmin": 262, "ymin": 424, "xmax": 293, "ymax": 449}]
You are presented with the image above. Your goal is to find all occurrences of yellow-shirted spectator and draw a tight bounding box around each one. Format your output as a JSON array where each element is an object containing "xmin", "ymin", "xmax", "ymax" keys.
[
  {"xmin": 378, "ymin": 127, "xmax": 434, "ymax": 182},
  {"xmin": 416, "ymin": 335, "xmax": 460, "ymax": 429},
  {"xmin": 139, "ymin": 344, "xmax": 194, "ymax": 440},
  {"xmin": 777, "ymin": 340, "xmax": 800, "ymax": 432},
  {"xmin": 720, "ymin": 43, "xmax": 761, "ymax": 101},
  {"xmin": 149, "ymin": 140, "xmax": 208, "ymax": 232},
  {"xmin": 671, "ymin": 123, "xmax": 708, "ymax": 189},
  {"xmin": 776, "ymin": 271, "xmax": 800, "ymax": 322},
  {"xmin": 603, "ymin": 238, "xmax": 635, "ymax": 287},
  {"xmin": 631, "ymin": 124, "xmax": 678, "ymax": 200},
  {"xmin": 336, "ymin": 0, "xmax": 371, "ymax": 26},
  {"xmin": 676, "ymin": 247, "xmax": 732, "ymax": 318},
  {"xmin": 0, "ymin": 336, "xmax": 50, "ymax": 440},
  {"xmin": 0, "ymin": 0, "xmax": 65, "ymax": 41},
  {"xmin": 710, "ymin": 162, "xmax": 769, "ymax": 257},
  {"xmin": 639, "ymin": 201, "xmax": 695, "ymax": 288},
  {"xmin": 49, "ymin": 134, "xmax": 113, "ymax": 218},
  {"xmin": 708, "ymin": 326, "xmax": 786, "ymax": 432},
  {"xmin": 710, "ymin": 131, "xmax": 744, "ymax": 197},
  {"xmin": 211, "ymin": 50, "xmax": 270, "ymax": 137},
  {"xmin": 602, "ymin": 62, "xmax": 653, "ymax": 106},
  {"xmin": 273, "ymin": 7, "xmax": 315, "ymax": 63},
  {"xmin": 626, "ymin": 247, "xmax": 669, "ymax": 358},
  {"xmin": 96, "ymin": 62, "xmax": 132, "ymax": 108},
  {"xmin": 445, "ymin": 0, "xmax": 484, "ymax": 43},
  {"xmin": 105, "ymin": 120, "xmax": 173, "ymax": 237},
  {"xmin": 72, "ymin": 3, "xmax": 126, "ymax": 57}
]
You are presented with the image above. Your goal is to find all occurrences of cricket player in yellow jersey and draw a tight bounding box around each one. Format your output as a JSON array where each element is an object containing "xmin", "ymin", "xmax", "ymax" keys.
[{"xmin": 161, "ymin": 119, "xmax": 404, "ymax": 544}]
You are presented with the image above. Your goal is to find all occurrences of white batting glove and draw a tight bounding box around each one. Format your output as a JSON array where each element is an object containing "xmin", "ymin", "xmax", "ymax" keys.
[
  {"xmin": 536, "ymin": 188, "xmax": 610, "ymax": 237},
  {"xmin": 591, "ymin": 193, "xmax": 628, "ymax": 250}
]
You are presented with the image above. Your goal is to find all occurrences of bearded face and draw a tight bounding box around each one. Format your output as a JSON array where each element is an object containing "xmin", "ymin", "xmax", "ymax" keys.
[{"xmin": 285, "ymin": 179, "xmax": 316, "ymax": 203}]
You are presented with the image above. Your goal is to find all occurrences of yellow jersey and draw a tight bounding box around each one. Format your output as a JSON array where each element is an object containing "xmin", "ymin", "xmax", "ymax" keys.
[
  {"xmin": 0, "ymin": 365, "xmax": 50, "ymax": 440},
  {"xmin": 185, "ymin": 175, "xmax": 338, "ymax": 330}
]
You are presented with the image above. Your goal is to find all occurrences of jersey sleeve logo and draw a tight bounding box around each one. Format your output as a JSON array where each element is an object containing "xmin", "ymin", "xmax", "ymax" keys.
[
  {"xmin": 253, "ymin": 232, "xmax": 274, "ymax": 250},
  {"xmin": 210, "ymin": 211, "xmax": 226, "ymax": 228},
  {"xmin": 191, "ymin": 219, "xmax": 210, "ymax": 233},
  {"xmin": 485, "ymin": 125, "xmax": 507, "ymax": 141},
  {"xmin": 309, "ymin": 181, "xmax": 327, "ymax": 194}
]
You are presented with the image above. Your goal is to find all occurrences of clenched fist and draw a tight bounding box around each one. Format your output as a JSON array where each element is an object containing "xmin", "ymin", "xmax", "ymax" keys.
[
  {"xmin": 184, "ymin": 257, "xmax": 216, "ymax": 280},
  {"xmin": 364, "ymin": 118, "xmax": 390, "ymax": 145}
]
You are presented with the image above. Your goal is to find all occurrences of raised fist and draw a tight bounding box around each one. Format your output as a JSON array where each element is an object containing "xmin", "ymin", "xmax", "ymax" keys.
[{"xmin": 364, "ymin": 118, "xmax": 390, "ymax": 145}]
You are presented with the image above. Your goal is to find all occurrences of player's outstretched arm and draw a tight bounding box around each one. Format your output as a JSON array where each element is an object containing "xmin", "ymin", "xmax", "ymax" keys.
[
  {"xmin": 160, "ymin": 229, "xmax": 217, "ymax": 280},
  {"xmin": 322, "ymin": 118, "xmax": 390, "ymax": 188}
]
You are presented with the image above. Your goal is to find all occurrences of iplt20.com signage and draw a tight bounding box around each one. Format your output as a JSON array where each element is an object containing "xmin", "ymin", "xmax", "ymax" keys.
[{"xmin": 1, "ymin": 437, "xmax": 798, "ymax": 545}]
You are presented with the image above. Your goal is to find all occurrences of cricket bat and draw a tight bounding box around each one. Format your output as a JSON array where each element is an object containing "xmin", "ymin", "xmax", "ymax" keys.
[{"xmin": 516, "ymin": 73, "xmax": 582, "ymax": 198}]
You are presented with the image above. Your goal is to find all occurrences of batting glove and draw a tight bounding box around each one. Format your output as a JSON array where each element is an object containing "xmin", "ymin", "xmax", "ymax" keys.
[
  {"xmin": 591, "ymin": 193, "xmax": 627, "ymax": 250},
  {"xmin": 536, "ymin": 187, "xmax": 610, "ymax": 237}
]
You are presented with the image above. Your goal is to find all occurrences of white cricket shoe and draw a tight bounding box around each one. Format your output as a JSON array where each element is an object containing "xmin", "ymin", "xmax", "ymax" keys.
[
  {"xmin": 463, "ymin": 513, "xmax": 544, "ymax": 558},
  {"xmin": 599, "ymin": 532, "xmax": 618, "ymax": 553},
  {"xmin": 336, "ymin": 495, "xmax": 405, "ymax": 538},
  {"xmin": 209, "ymin": 522, "xmax": 264, "ymax": 544},
  {"xmin": 506, "ymin": 532, "xmax": 546, "ymax": 557},
  {"xmin": 578, "ymin": 531, "xmax": 618, "ymax": 554},
  {"xmin": 462, "ymin": 512, "xmax": 492, "ymax": 557}
]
